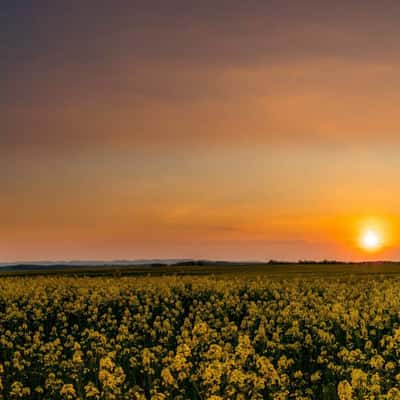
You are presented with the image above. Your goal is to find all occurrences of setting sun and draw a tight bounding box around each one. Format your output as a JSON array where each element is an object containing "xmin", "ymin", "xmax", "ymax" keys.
[
  {"xmin": 355, "ymin": 217, "xmax": 392, "ymax": 254},
  {"xmin": 360, "ymin": 229, "xmax": 382, "ymax": 251}
]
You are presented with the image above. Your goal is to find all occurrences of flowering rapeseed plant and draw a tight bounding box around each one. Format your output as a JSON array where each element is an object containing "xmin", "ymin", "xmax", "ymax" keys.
[{"xmin": 0, "ymin": 275, "xmax": 399, "ymax": 398}]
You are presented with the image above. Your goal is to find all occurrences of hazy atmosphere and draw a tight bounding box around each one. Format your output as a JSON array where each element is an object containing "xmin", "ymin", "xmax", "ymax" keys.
[{"xmin": 3, "ymin": 1, "xmax": 400, "ymax": 262}]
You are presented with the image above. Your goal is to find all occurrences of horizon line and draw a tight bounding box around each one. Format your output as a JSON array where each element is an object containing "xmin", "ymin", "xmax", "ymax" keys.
[{"xmin": 1, "ymin": 258, "xmax": 400, "ymax": 266}]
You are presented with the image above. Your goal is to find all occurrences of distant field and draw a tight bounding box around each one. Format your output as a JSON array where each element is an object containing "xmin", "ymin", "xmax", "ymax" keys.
[{"xmin": 1, "ymin": 262, "xmax": 400, "ymax": 277}]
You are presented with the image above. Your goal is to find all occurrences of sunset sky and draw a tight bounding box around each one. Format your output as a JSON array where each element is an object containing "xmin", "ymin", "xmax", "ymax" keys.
[{"xmin": 3, "ymin": 1, "xmax": 400, "ymax": 262}]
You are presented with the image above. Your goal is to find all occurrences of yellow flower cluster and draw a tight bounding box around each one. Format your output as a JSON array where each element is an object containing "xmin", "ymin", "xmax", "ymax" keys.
[{"xmin": 1, "ymin": 275, "xmax": 400, "ymax": 398}]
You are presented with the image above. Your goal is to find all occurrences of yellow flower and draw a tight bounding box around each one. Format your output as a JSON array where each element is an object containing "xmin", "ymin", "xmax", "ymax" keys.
[
  {"xmin": 256, "ymin": 356, "xmax": 279, "ymax": 384},
  {"xmin": 60, "ymin": 384, "xmax": 76, "ymax": 399},
  {"xmin": 337, "ymin": 380, "xmax": 353, "ymax": 400},
  {"xmin": 350, "ymin": 369, "xmax": 367, "ymax": 389},
  {"xmin": 161, "ymin": 367, "xmax": 176, "ymax": 386},
  {"xmin": 310, "ymin": 371, "xmax": 321, "ymax": 383},
  {"xmin": 387, "ymin": 388, "xmax": 400, "ymax": 400},
  {"xmin": 84, "ymin": 382, "xmax": 100, "ymax": 398},
  {"xmin": 370, "ymin": 355, "xmax": 384, "ymax": 369}
]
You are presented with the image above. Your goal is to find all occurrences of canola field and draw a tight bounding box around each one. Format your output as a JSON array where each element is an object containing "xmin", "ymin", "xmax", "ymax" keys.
[{"xmin": 1, "ymin": 274, "xmax": 400, "ymax": 399}]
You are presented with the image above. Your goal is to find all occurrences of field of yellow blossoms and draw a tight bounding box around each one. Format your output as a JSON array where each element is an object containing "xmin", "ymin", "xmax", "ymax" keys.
[{"xmin": 1, "ymin": 274, "xmax": 400, "ymax": 399}]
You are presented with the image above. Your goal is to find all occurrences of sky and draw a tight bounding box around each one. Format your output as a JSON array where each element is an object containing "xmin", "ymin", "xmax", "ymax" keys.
[{"xmin": 3, "ymin": 0, "xmax": 400, "ymax": 262}]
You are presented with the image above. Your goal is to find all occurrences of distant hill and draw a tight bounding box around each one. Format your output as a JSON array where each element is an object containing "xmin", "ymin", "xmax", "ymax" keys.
[
  {"xmin": 1, "ymin": 259, "xmax": 398, "ymax": 273},
  {"xmin": 0, "ymin": 259, "xmax": 192, "ymax": 270}
]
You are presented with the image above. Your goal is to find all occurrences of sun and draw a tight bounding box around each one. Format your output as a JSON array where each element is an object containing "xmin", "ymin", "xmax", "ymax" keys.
[
  {"xmin": 360, "ymin": 228, "xmax": 382, "ymax": 252},
  {"xmin": 354, "ymin": 217, "xmax": 392, "ymax": 254}
]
